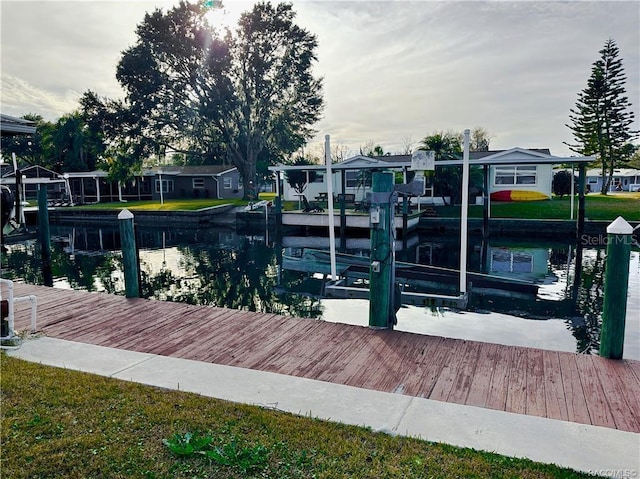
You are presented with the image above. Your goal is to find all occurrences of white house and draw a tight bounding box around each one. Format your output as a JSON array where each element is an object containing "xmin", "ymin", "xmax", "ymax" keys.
[
  {"xmin": 271, "ymin": 148, "xmax": 593, "ymax": 206},
  {"xmin": 585, "ymin": 168, "xmax": 640, "ymax": 192},
  {"xmin": 272, "ymin": 155, "xmax": 413, "ymax": 202}
]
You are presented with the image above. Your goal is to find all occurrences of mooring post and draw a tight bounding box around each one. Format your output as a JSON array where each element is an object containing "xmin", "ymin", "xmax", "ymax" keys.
[
  {"xmin": 37, "ymin": 185, "xmax": 53, "ymax": 286},
  {"xmin": 118, "ymin": 209, "xmax": 140, "ymax": 298},
  {"xmin": 368, "ymin": 171, "xmax": 395, "ymax": 329},
  {"xmin": 600, "ymin": 216, "xmax": 632, "ymax": 359}
]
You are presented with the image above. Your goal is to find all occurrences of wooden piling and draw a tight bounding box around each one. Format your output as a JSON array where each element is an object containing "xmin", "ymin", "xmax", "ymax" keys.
[
  {"xmin": 600, "ymin": 216, "xmax": 632, "ymax": 359},
  {"xmin": 118, "ymin": 209, "xmax": 140, "ymax": 298},
  {"xmin": 37, "ymin": 185, "xmax": 53, "ymax": 286}
]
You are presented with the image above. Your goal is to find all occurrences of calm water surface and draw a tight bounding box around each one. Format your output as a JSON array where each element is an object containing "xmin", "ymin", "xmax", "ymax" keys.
[{"xmin": 2, "ymin": 224, "xmax": 638, "ymax": 360}]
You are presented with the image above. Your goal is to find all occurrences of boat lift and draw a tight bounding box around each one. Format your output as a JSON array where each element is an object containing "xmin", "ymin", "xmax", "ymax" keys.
[{"xmin": 320, "ymin": 134, "xmax": 471, "ymax": 329}]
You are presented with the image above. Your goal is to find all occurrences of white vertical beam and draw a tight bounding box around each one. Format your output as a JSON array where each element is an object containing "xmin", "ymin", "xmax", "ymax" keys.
[
  {"xmin": 325, "ymin": 135, "xmax": 337, "ymax": 281},
  {"xmin": 459, "ymin": 129, "xmax": 470, "ymax": 294}
]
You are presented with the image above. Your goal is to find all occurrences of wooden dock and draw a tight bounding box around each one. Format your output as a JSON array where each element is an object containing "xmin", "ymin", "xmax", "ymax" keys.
[{"xmin": 8, "ymin": 283, "xmax": 640, "ymax": 434}]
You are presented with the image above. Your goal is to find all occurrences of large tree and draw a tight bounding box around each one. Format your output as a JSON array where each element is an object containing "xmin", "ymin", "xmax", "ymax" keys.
[
  {"xmin": 565, "ymin": 38, "xmax": 637, "ymax": 194},
  {"xmin": 115, "ymin": 1, "xmax": 323, "ymax": 198}
]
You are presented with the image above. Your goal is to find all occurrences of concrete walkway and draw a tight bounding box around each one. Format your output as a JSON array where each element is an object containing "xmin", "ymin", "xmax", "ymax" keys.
[{"xmin": 7, "ymin": 336, "xmax": 640, "ymax": 477}]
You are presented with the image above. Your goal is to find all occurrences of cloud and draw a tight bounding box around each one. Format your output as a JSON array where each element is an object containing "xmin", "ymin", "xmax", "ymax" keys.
[
  {"xmin": 1, "ymin": 73, "xmax": 80, "ymax": 120},
  {"xmin": 1, "ymin": 0, "xmax": 638, "ymax": 158},
  {"xmin": 295, "ymin": 1, "xmax": 640, "ymax": 156}
]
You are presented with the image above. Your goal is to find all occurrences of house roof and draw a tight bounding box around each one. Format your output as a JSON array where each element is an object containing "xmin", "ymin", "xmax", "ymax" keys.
[
  {"xmin": 146, "ymin": 165, "xmax": 237, "ymax": 176},
  {"xmin": 0, "ymin": 165, "xmax": 65, "ymax": 185},
  {"xmin": 269, "ymin": 156, "xmax": 413, "ymax": 173},
  {"xmin": 0, "ymin": 114, "xmax": 37, "ymax": 136},
  {"xmin": 586, "ymin": 168, "xmax": 640, "ymax": 177},
  {"xmin": 269, "ymin": 148, "xmax": 594, "ymax": 173},
  {"xmin": 2, "ymin": 164, "xmax": 60, "ymax": 179},
  {"xmin": 62, "ymin": 170, "xmax": 112, "ymax": 179},
  {"xmin": 61, "ymin": 165, "xmax": 238, "ymax": 179}
]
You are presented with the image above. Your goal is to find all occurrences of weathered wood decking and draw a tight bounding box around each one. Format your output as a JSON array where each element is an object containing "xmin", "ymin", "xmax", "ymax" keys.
[{"xmin": 8, "ymin": 284, "xmax": 640, "ymax": 434}]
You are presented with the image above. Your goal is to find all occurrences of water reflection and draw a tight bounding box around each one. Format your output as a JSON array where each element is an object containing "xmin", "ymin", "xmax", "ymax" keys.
[{"xmin": 1, "ymin": 224, "xmax": 637, "ymax": 359}]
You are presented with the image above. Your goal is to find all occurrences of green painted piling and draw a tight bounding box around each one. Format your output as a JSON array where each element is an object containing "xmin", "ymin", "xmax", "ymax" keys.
[
  {"xmin": 118, "ymin": 209, "xmax": 140, "ymax": 298},
  {"xmin": 369, "ymin": 171, "xmax": 395, "ymax": 329},
  {"xmin": 37, "ymin": 185, "xmax": 53, "ymax": 286},
  {"xmin": 600, "ymin": 216, "xmax": 632, "ymax": 359}
]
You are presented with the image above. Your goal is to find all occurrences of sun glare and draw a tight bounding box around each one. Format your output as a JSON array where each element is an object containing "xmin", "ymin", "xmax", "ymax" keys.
[{"xmin": 202, "ymin": 0, "xmax": 248, "ymax": 32}]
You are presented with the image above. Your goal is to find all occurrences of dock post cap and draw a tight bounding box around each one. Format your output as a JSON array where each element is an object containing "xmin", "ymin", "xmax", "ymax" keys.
[
  {"xmin": 118, "ymin": 209, "xmax": 134, "ymax": 220},
  {"xmin": 607, "ymin": 216, "xmax": 632, "ymax": 235}
]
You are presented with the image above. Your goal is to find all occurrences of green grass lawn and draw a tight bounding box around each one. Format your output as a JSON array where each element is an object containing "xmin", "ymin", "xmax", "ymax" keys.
[
  {"xmin": 72, "ymin": 197, "xmax": 248, "ymax": 211},
  {"xmin": 57, "ymin": 192, "xmax": 639, "ymax": 220},
  {"xmin": 1, "ymin": 355, "xmax": 595, "ymax": 479},
  {"xmin": 435, "ymin": 193, "xmax": 640, "ymax": 221}
]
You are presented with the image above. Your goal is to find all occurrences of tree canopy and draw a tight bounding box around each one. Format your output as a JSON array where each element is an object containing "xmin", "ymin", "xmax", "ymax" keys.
[
  {"xmin": 0, "ymin": 112, "xmax": 104, "ymax": 173},
  {"xmin": 419, "ymin": 130, "xmax": 487, "ymax": 205},
  {"xmin": 284, "ymin": 157, "xmax": 318, "ymax": 195},
  {"xmin": 115, "ymin": 0, "xmax": 323, "ymax": 198},
  {"xmin": 565, "ymin": 38, "xmax": 638, "ymax": 194}
]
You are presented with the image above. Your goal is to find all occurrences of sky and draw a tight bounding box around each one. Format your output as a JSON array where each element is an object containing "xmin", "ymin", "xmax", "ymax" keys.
[{"xmin": 1, "ymin": 0, "xmax": 639, "ymax": 159}]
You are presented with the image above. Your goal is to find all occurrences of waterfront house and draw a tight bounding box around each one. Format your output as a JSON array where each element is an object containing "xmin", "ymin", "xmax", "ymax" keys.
[
  {"xmin": 274, "ymin": 155, "xmax": 414, "ymax": 203},
  {"xmin": 63, "ymin": 165, "xmax": 243, "ymax": 204},
  {"xmin": 148, "ymin": 165, "xmax": 243, "ymax": 201},
  {"xmin": 585, "ymin": 168, "xmax": 640, "ymax": 192}
]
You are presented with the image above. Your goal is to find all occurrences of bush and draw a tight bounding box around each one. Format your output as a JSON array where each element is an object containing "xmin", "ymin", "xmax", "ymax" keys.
[{"xmin": 552, "ymin": 170, "xmax": 575, "ymax": 197}]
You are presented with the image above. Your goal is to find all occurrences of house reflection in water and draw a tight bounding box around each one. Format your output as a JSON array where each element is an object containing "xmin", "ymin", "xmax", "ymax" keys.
[{"xmin": 486, "ymin": 246, "xmax": 558, "ymax": 284}]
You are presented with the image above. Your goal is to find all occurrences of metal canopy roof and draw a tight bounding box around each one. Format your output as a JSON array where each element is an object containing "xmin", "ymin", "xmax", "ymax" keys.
[
  {"xmin": 0, "ymin": 114, "xmax": 37, "ymax": 136},
  {"xmin": 269, "ymin": 148, "xmax": 595, "ymax": 173}
]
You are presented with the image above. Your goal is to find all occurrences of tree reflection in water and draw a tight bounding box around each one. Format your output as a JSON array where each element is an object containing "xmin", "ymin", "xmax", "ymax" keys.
[
  {"xmin": 1, "ymin": 233, "xmax": 324, "ymax": 319},
  {"xmin": 568, "ymin": 248, "xmax": 605, "ymax": 354},
  {"xmin": 138, "ymin": 238, "xmax": 323, "ymax": 318}
]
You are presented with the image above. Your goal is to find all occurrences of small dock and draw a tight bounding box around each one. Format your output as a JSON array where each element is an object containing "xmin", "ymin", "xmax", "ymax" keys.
[{"xmin": 9, "ymin": 283, "xmax": 640, "ymax": 434}]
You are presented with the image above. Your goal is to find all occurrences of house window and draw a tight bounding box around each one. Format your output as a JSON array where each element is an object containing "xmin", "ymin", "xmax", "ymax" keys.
[
  {"xmin": 155, "ymin": 179, "xmax": 174, "ymax": 193},
  {"xmin": 345, "ymin": 171, "xmax": 371, "ymax": 188},
  {"xmin": 312, "ymin": 173, "xmax": 324, "ymax": 183},
  {"xmin": 494, "ymin": 166, "xmax": 537, "ymax": 186},
  {"xmin": 223, "ymin": 177, "xmax": 233, "ymax": 189},
  {"xmin": 192, "ymin": 178, "xmax": 205, "ymax": 189},
  {"xmin": 588, "ymin": 177, "xmax": 598, "ymax": 184}
]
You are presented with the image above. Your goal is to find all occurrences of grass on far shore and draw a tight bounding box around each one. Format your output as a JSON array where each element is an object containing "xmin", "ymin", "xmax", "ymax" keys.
[
  {"xmin": 56, "ymin": 192, "xmax": 639, "ymax": 220},
  {"xmin": 435, "ymin": 193, "xmax": 640, "ymax": 221},
  {"xmin": 0, "ymin": 355, "xmax": 596, "ymax": 479}
]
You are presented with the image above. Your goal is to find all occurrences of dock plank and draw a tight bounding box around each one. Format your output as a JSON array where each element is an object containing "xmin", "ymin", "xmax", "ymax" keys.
[
  {"xmin": 574, "ymin": 355, "xmax": 616, "ymax": 428},
  {"xmin": 542, "ymin": 350, "xmax": 569, "ymax": 422},
  {"xmin": 485, "ymin": 345, "xmax": 512, "ymax": 411},
  {"xmin": 391, "ymin": 335, "xmax": 445, "ymax": 397},
  {"xmin": 591, "ymin": 358, "xmax": 640, "ymax": 432},
  {"xmin": 525, "ymin": 348, "xmax": 547, "ymax": 417},
  {"xmin": 558, "ymin": 353, "xmax": 592, "ymax": 425},
  {"xmin": 447, "ymin": 341, "xmax": 482, "ymax": 404},
  {"xmin": 465, "ymin": 343, "xmax": 499, "ymax": 408},
  {"xmin": 429, "ymin": 339, "xmax": 468, "ymax": 402},
  {"xmin": 506, "ymin": 347, "xmax": 528, "ymax": 415}
]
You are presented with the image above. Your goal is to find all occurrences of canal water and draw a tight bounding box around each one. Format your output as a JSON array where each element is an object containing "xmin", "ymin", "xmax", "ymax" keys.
[{"xmin": 1, "ymin": 224, "xmax": 638, "ymax": 360}]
